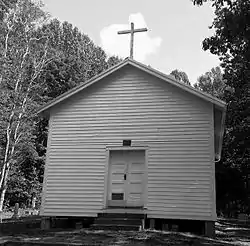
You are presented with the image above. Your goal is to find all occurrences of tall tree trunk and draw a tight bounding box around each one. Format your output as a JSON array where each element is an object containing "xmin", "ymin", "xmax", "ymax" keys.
[
  {"xmin": 0, "ymin": 187, "xmax": 7, "ymax": 223},
  {"xmin": 0, "ymin": 41, "xmax": 49, "ymax": 217},
  {"xmin": 0, "ymin": 1, "xmax": 50, "ymax": 221},
  {"xmin": 0, "ymin": 110, "xmax": 14, "ymax": 189},
  {"xmin": 0, "ymin": 39, "xmax": 30, "ymax": 192},
  {"xmin": 0, "ymin": 161, "xmax": 11, "ymax": 221}
]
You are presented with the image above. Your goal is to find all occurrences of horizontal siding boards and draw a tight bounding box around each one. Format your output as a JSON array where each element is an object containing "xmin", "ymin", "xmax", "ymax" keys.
[{"xmin": 43, "ymin": 66, "xmax": 214, "ymax": 220}]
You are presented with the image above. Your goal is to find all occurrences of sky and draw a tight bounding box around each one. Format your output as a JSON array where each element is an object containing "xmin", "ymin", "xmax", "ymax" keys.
[{"xmin": 42, "ymin": 0, "xmax": 220, "ymax": 84}]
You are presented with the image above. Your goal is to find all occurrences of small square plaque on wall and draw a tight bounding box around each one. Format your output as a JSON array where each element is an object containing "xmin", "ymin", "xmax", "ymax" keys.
[{"xmin": 123, "ymin": 140, "xmax": 131, "ymax": 146}]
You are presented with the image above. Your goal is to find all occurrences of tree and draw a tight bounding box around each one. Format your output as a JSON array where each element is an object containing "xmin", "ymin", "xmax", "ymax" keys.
[
  {"xmin": 0, "ymin": 0, "xmax": 18, "ymax": 21},
  {"xmin": 0, "ymin": 0, "xmax": 51, "ymax": 216},
  {"xmin": 0, "ymin": 2, "xmax": 122, "ymax": 212},
  {"xmin": 193, "ymin": 0, "xmax": 250, "ymax": 211},
  {"xmin": 170, "ymin": 69, "xmax": 191, "ymax": 85},
  {"xmin": 38, "ymin": 19, "xmax": 123, "ymax": 100},
  {"xmin": 6, "ymin": 142, "xmax": 43, "ymax": 208},
  {"xmin": 107, "ymin": 56, "xmax": 122, "ymax": 68},
  {"xmin": 194, "ymin": 66, "xmax": 226, "ymax": 99},
  {"xmin": 5, "ymin": 19, "xmax": 122, "ymax": 208}
]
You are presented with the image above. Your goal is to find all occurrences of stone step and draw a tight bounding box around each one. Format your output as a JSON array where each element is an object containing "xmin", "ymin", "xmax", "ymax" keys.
[
  {"xmin": 95, "ymin": 217, "xmax": 142, "ymax": 226},
  {"xmin": 97, "ymin": 213, "xmax": 144, "ymax": 219},
  {"xmin": 91, "ymin": 224, "xmax": 141, "ymax": 231}
]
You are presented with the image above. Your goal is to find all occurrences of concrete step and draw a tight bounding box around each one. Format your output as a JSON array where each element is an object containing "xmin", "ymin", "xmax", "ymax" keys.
[
  {"xmin": 97, "ymin": 213, "xmax": 144, "ymax": 219},
  {"xmin": 93, "ymin": 212, "xmax": 144, "ymax": 231},
  {"xmin": 91, "ymin": 224, "xmax": 140, "ymax": 231},
  {"xmin": 94, "ymin": 217, "xmax": 142, "ymax": 226}
]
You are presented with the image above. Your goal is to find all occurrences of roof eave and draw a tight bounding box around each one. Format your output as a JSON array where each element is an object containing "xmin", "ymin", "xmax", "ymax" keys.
[
  {"xmin": 36, "ymin": 58, "xmax": 130, "ymax": 115},
  {"xmin": 126, "ymin": 59, "xmax": 227, "ymax": 110}
]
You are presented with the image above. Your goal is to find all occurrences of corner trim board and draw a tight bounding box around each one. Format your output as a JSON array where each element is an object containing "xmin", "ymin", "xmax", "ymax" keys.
[{"xmin": 103, "ymin": 149, "xmax": 110, "ymax": 209}]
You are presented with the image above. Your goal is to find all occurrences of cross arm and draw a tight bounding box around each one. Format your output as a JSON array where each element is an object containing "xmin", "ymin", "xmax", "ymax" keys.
[
  {"xmin": 118, "ymin": 28, "xmax": 148, "ymax": 35},
  {"xmin": 117, "ymin": 30, "xmax": 131, "ymax": 34},
  {"xmin": 134, "ymin": 28, "xmax": 148, "ymax": 33}
]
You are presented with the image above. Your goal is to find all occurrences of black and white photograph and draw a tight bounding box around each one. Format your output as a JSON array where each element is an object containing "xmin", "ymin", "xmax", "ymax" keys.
[{"xmin": 0, "ymin": 0, "xmax": 249, "ymax": 245}]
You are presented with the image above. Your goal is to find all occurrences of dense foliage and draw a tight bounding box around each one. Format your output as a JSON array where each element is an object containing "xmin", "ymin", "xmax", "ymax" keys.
[
  {"xmin": 193, "ymin": 0, "xmax": 250, "ymax": 214},
  {"xmin": 0, "ymin": 0, "xmax": 121, "ymax": 210},
  {"xmin": 194, "ymin": 67, "xmax": 226, "ymax": 99},
  {"xmin": 170, "ymin": 69, "xmax": 191, "ymax": 85}
]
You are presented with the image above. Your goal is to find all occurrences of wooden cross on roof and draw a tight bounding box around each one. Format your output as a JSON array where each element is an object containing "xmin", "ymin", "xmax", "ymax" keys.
[{"xmin": 118, "ymin": 22, "xmax": 148, "ymax": 59}]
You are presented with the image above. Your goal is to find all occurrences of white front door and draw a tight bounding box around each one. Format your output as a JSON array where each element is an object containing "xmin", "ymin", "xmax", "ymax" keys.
[{"xmin": 107, "ymin": 150, "xmax": 145, "ymax": 207}]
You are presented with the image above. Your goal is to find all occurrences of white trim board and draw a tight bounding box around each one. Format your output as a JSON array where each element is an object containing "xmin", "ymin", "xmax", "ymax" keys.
[{"xmin": 104, "ymin": 146, "xmax": 148, "ymax": 209}]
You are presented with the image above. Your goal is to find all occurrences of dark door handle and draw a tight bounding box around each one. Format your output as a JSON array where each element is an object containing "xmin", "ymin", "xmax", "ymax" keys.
[{"xmin": 124, "ymin": 174, "xmax": 127, "ymax": 180}]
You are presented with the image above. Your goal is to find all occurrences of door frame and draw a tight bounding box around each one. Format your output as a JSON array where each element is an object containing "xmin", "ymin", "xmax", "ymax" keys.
[{"xmin": 103, "ymin": 146, "xmax": 148, "ymax": 209}]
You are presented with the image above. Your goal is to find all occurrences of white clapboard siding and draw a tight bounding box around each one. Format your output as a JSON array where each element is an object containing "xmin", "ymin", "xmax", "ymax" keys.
[{"xmin": 41, "ymin": 65, "xmax": 215, "ymax": 221}]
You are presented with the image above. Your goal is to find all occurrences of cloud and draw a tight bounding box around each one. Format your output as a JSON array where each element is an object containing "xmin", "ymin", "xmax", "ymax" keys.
[{"xmin": 100, "ymin": 13, "xmax": 162, "ymax": 62}]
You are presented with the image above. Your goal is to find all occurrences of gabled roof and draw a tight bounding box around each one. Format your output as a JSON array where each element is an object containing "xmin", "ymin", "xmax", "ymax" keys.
[{"xmin": 37, "ymin": 57, "xmax": 226, "ymax": 115}]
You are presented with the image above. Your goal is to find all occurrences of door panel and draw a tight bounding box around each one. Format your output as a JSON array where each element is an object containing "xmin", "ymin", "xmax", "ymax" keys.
[
  {"xmin": 127, "ymin": 151, "xmax": 145, "ymax": 207},
  {"xmin": 108, "ymin": 151, "xmax": 127, "ymax": 206}
]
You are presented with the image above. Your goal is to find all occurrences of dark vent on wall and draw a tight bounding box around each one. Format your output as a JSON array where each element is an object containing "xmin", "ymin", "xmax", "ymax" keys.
[
  {"xmin": 112, "ymin": 193, "xmax": 124, "ymax": 200},
  {"xmin": 123, "ymin": 140, "xmax": 131, "ymax": 146}
]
